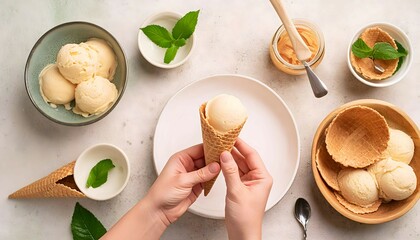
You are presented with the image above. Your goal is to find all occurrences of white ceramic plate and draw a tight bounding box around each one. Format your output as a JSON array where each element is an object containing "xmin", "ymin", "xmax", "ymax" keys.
[{"xmin": 153, "ymin": 74, "xmax": 300, "ymax": 219}]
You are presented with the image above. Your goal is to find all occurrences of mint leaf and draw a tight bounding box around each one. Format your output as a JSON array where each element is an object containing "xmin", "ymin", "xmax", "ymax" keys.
[
  {"xmin": 173, "ymin": 38, "xmax": 186, "ymax": 47},
  {"xmin": 71, "ymin": 202, "xmax": 106, "ymax": 240},
  {"xmin": 141, "ymin": 10, "xmax": 199, "ymax": 64},
  {"xmin": 395, "ymin": 40, "xmax": 407, "ymax": 73},
  {"xmin": 140, "ymin": 25, "xmax": 173, "ymax": 48},
  {"xmin": 395, "ymin": 40, "xmax": 408, "ymax": 55},
  {"xmin": 172, "ymin": 10, "xmax": 199, "ymax": 40},
  {"xmin": 351, "ymin": 38, "xmax": 373, "ymax": 58},
  {"xmin": 86, "ymin": 159, "xmax": 115, "ymax": 188},
  {"xmin": 372, "ymin": 42, "xmax": 407, "ymax": 60},
  {"xmin": 164, "ymin": 45, "xmax": 179, "ymax": 63}
]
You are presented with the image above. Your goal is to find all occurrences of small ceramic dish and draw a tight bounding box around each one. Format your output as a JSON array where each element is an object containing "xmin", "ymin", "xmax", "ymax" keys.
[
  {"xmin": 347, "ymin": 22, "xmax": 413, "ymax": 87},
  {"xmin": 312, "ymin": 99, "xmax": 420, "ymax": 224},
  {"xmin": 74, "ymin": 143, "xmax": 130, "ymax": 201},
  {"xmin": 138, "ymin": 11, "xmax": 195, "ymax": 68},
  {"xmin": 25, "ymin": 21, "xmax": 128, "ymax": 126}
]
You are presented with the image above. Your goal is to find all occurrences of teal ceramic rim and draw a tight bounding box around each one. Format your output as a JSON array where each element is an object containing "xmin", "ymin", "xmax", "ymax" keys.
[{"xmin": 24, "ymin": 21, "xmax": 128, "ymax": 126}]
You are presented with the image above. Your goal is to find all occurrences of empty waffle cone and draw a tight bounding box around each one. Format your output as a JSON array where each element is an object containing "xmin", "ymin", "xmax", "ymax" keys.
[
  {"xmin": 325, "ymin": 106, "xmax": 389, "ymax": 168},
  {"xmin": 316, "ymin": 142, "xmax": 342, "ymax": 191},
  {"xmin": 9, "ymin": 161, "xmax": 84, "ymax": 198},
  {"xmin": 334, "ymin": 192, "xmax": 382, "ymax": 214},
  {"xmin": 350, "ymin": 27, "xmax": 399, "ymax": 80},
  {"xmin": 199, "ymin": 103, "xmax": 246, "ymax": 196}
]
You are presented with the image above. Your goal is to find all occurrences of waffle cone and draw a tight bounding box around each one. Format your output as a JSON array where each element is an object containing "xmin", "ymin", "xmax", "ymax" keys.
[
  {"xmin": 334, "ymin": 192, "xmax": 382, "ymax": 214},
  {"xmin": 316, "ymin": 142, "xmax": 342, "ymax": 191},
  {"xmin": 199, "ymin": 103, "xmax": 246, "ymax": 196},
  {"xmin": 350, "ymin": 27, "xmax": 398, "ymax": 81},
  {"xmin": 9, "ymin": 161, "xmax": 84, "ymax": 199},
  {"xmin": 325, "ymin": 106, "xmax": 389, "ymax": 168}
]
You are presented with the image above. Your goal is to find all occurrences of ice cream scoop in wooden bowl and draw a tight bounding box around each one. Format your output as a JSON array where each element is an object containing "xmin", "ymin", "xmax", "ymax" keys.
[{"xmin": 312, "ymin": 99, "xmax": 420, "ymax": 224}]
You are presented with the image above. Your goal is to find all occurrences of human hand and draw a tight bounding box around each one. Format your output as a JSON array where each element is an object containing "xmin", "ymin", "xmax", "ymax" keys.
[
  {"xmin": 220, "ymin": 138, "xmax": 273, "ymax": 240},
  {"xmin": 102, "ymin": 144, "xmax": 220, "ymax": 240},
  {"xmin": 145, "ymin": 144, "xmax": 221, "ymax": 226}
]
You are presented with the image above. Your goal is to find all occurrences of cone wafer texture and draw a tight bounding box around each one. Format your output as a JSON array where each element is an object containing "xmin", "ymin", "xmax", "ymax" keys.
[
  {"xmin": 9, "ymin": 161, "xmax": 84, "ymax": 198},
  {"xmin": 334, "ymin": 192, "xmax": 382, "ymax": 214},
  {"xmin": 199, "ymin": 103, "xmax": 246, "ymax": 196},
  {"xmin": 325, "ymin": 106, "xmax": 389, "ymax": 168},
  {"xmin": 316, "ymin": 142, "xmax": 341, "ymax": 191}
]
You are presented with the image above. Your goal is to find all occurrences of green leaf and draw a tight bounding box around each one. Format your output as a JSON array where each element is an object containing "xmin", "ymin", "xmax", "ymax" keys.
[
  {"xmin": 86, "ymin": 159, "xmax": 115, "ymax": 188},
  {"xmin": 173, "ymin": 38, "xmax": 186, "ymax": 47},
  {"xmin": 71, "ymin": 202, "xmax": 107, "ymax": 240},
  {"xmin": 351, "ymin": 38, "xmax": 373, "ymax": 58},
  {"xmin": 395, "ymin": 40, "xmax": 408, "ymax": 55},
  {"xmin": 394, "ymin": 40, "xmax": 408, "ymax": 73},
  {"xmin": 172, "ymin": 10, "xmax": 199, "ymax": 40},
  {"xmin": 140, "ymin": 25, "xmax": 173, "ymax": 48},
  {"xmin": 372, "ymin": 42, "xmax": 407, "ymax": 60},
  {"xmin": 164, "ymin": 45, "xmax": 179, "ymax": 64}
]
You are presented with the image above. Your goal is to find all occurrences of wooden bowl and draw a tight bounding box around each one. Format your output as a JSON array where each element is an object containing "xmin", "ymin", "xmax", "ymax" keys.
[{"xmin": 312, "ymin": 99, "xmax": 420, "ymax": 224}]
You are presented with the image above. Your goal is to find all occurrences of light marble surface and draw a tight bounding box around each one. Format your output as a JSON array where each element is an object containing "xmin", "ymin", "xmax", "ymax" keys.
[{"xmin": 1, "ymin": 0, "xmax": 419, "ymax": 239}]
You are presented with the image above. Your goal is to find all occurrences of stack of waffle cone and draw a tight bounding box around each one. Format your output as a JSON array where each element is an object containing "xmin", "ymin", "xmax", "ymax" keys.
[
  {"xmin": 199, "ymin": 103, "xmax": 246, "ymax": 196},
  {"xmin": 325, "ymin": 105, "xmax": 389, "ymax": 168},
  {"xmin": 9, "ymin": 161, "xmax": 84, "ymax": 199}
]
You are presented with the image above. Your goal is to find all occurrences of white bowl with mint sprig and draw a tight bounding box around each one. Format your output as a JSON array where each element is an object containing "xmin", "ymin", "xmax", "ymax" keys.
[
  {"xmin": 347, "ymin": 22, "xmax": 413, "ymax": 87},
  {"xmin": 138, "ymin": 11, "xmax": 198, "ymax": 68}
]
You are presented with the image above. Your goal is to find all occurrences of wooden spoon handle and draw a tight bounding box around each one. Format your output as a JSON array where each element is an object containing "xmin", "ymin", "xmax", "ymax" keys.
[{"xmin": 269, "ymin": 0, "xmax": 312, "ymax": 61}]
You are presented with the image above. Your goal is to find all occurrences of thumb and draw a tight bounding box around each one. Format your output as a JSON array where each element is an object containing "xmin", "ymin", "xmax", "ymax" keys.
[
  {"xmin": 184, "ymin": 162, "xmax": 221, "ymax": 187},
  {"xmin": 220, "ymin": 151, "xmax": 242, "ymax": 189}
]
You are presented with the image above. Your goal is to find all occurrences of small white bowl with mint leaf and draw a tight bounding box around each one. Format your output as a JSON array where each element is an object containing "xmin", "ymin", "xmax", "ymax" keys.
[
  {"xmin": 347, "ymin": 22, "xmax": 412, "ymax": 87},
  {"xmin": 74, "ymin": 143, "xmax": 130, "ymax": 201},
  {"xmin": 138, "ymin": 11, "xmax": 199, "ymax": 68}
]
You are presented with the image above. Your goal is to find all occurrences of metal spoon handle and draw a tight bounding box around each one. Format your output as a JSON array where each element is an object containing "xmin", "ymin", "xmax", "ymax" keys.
[
  {"xmin": 303, "ymin": 61, "xmax": 328, "ymax": 98},
  {"xmin": 303, "ymin": 226, "xmax": 307, "ymax": 239}
]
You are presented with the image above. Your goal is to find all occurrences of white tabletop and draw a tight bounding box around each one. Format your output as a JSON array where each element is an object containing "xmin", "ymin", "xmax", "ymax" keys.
[{"xmin": 1, "ymin": 0, "xmax": 419, "ymax": 239}]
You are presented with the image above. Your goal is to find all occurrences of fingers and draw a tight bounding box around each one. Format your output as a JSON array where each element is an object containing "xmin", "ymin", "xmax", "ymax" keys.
[
  {"xmin": 173, "ymin": 144, "xmax": 205, "ymax": 172},
  {"xmin": 220, "ymin": 151, "xmax": 242, "ymax": 189},
  {"xmin": 231, "ymin": 147, "xmax": 250, "ymax": 175},
  {"xmin": 183, "ymin": 162, "xmax": 221, "ymax": 187},
  {"xmin": 234, "ymin": 138, "xmax": 266, "ymax": 171},
  {"xmin": 176, "ymin": 144, "xmax": 204, "ymax": 162},
  {"xmin": 193, "ymin": 158, "xmax": 205, "ymax": 169}
]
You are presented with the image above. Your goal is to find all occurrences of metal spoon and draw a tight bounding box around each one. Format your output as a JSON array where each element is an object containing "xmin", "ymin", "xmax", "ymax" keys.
[
  {"xmin": 294, "ymin": 198, "xmax": 311, "ymax": 240},
  {"xmin": 373, "ymin": 59, "xmax": 385, "ymax": 73},
  {"xmin": 303, "ymin": 61, "xmax": 328, "ymax": 98},
  {"xmin": 269, "ymin": 0, "xmax": 328, "ymax": 98}
]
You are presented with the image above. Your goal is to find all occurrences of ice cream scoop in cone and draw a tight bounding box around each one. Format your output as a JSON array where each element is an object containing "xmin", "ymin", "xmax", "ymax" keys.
[
  {"xmin": 9, "ymin": 161, "xmax": 84, "ymax": 198},
  {"xmin": 199, "ymin": 94, "xmax": 247, "ymax": 196}
]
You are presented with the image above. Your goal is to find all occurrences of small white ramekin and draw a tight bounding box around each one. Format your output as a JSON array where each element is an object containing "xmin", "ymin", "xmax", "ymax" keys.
[
  {"xmin": 347, "ymin": 22, "xmax": 413, "ymax": 87},
  {"xmin": 74, "ymin": 143, "xmax": 130, "ymax": 201},
  {"xmin": 138, "ymin": 11, "xmax": 195, "ymax": 69}
]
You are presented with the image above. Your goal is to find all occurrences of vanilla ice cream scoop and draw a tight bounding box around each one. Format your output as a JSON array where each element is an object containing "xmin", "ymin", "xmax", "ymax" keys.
[
  {"xmin": 205, "ymin": 94, "xmax": 248, "ymax": 133},
  {"xmin": 86, "ymin": 38, "xmax": 117, "ymax": 81},
  {"xmin": 337, "ymin": 168, "xmax": 379, "ymax": 207},
  {"xmin": 73, "ymin": 76, "xmax": 118, "ymax": 117},
  {"xmin": 386, "ymin": 128, "xmax": 415, "ymax": 164},
  {"xmin": 39, "ymin": 64, "xmax": 75, "ymax": 109},
  {"xmin": 56, "ymin": 43, "xmax": 99, "ymax": 84},
  {"xmin": 368, "ymin": 158, "xmax": 417, "ymax": 201}
]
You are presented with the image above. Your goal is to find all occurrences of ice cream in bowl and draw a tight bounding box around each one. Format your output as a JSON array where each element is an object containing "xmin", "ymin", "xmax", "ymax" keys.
[
  {"xmin": 25, "ymin": 21, "xmax": 127, "ymax": 126},
  {"xmin": 312, "ymin": 99, "xmax": 419, "ymax": 224}
]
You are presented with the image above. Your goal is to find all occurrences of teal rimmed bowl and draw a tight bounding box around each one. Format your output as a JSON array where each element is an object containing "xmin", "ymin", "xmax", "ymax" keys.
[{"xmin": 25, "ymin": 21, "xmax": 127, "ymax": 126}]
